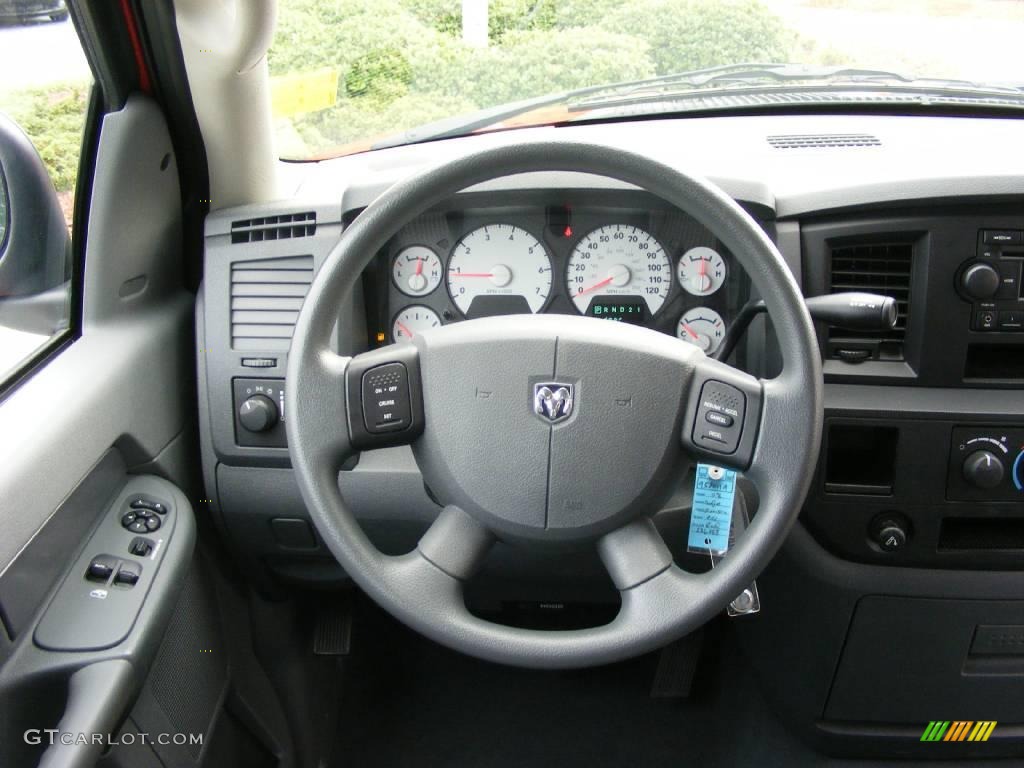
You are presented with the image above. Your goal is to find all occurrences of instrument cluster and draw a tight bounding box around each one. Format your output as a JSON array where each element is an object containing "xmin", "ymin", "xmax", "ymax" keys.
[{"xmin": 369, "ymin": 192, "xmax": 750, "ymax": 355}]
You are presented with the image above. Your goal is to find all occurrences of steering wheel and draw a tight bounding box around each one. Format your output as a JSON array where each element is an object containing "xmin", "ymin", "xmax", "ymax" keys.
[{"xmin": 285, "ymin": 141, "xmax": 823, "ymax": 669}]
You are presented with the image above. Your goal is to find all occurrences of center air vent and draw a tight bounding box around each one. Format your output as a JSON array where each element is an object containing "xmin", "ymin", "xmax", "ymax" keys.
[
  {"xmin": 828, "ymin": 241, "xmax": 912, "ymax": 361},
  {"xmin": 230, "ymin": 255, "xmax": 313, "ymax": 351},
  {"xmin": 768, "ymin": 134, "xmax": 880, "ymax": 150},
  {"xmin": 231, "ymin": 212, "xmax": 316, "ymax": 244}
]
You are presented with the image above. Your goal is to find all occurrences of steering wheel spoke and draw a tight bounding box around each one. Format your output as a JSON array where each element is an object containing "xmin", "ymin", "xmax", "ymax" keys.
[
  {"xmin": 417, "ymin": 504, "xmax": 494, "ymax": 581},
  {"xmin": 597, "ymin": 517, "xmax": 674, "ymax": 590},
  {"xmin": 286, "ymin": 347, "xmax": 355, "ymax": 472}
]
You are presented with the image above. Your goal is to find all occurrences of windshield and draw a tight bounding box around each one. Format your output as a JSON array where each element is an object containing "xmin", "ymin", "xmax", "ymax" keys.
[{"xmin": 269, "ymin": 0, "xmax": 1022, "ymax": 159}]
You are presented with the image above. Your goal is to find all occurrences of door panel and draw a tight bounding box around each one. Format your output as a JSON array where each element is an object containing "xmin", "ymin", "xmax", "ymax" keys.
[
  {"xmin": 0, "ymin": 94, "xmax": 197, "ymax": 767},
  {"xmin": 0, "ymin": 96, "xmax": 189, "ymax": 572}
]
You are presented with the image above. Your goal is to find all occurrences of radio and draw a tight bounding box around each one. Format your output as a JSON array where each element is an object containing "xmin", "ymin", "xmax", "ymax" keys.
[{"xmin": 959, "ymin": 230, "xmax": 1024, "ymax": 332}]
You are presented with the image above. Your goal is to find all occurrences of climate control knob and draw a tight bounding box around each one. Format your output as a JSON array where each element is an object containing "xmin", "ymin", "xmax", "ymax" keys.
[
  {"xmin": 962, "ymin": 450, "xmax": 1004, "ymax": 489},
  {"xmin": 238, "ymin": 394, "xmax": 279, "ymax": 433},
  {"xmin": 961, "ymin": 262, "xmax": 1000, "ymax": 300}
]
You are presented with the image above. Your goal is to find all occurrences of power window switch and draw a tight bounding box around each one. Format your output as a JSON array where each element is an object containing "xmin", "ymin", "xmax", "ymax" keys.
[
  {"xmin": 86, "ymin": 555, "xmax": 119, "ymax": 583},
  {"xmin": 114, "ymin": 562, "xmax": 142, "ymax": 587},
  {"xmin": 129, "ymin": 537, "xmax": 154, "ymax": 557}
]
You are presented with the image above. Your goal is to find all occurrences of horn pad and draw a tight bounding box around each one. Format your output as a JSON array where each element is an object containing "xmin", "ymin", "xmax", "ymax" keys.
[{"xmin": 412, "ymin": 314, "xmax": 698, "ymax": 543}]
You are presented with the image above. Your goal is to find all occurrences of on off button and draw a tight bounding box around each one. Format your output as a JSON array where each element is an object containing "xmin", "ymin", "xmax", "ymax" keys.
[{"xmin": 361, "ymin": 362, "xmax": 412, "ymax": 433}]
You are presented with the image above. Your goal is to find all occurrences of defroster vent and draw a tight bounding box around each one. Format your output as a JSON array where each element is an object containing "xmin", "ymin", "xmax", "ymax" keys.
[
  {"xmin": 231, "ymin": 212, "xmax": 316, "ymax": 243},
  {"xmin": 768, "ymin": 134, "xmax": 880, "ymax": 150},
  {"xmin": 230, "ymin": 255, "xmax": 313, "ymax": 351},
  {"xmin": 828, "ymin": 241, "xmax": 912, "ymax": 361}
]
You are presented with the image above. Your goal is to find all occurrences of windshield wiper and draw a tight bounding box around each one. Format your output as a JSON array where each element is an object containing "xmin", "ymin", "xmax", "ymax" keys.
[{"xmin": 571, "ymin": 62, "xmax": 1024, "ymax": 109}]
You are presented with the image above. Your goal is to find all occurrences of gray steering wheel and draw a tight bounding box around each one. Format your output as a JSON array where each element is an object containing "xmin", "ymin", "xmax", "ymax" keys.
[{"xmin": 285, "ymin": 141, "xmax": 823, "ymax": 669}]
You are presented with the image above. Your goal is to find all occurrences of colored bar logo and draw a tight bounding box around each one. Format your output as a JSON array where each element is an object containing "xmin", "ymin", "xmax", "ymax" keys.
[{"xmin": 921, "ymin": 721, "xmax": 997, "ymax": 742}]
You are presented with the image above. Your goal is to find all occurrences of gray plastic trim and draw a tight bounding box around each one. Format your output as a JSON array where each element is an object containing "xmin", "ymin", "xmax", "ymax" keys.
[
  {"xmin": 0, "ymin": 95, "xmax": 190, "ymax": 574},
  {"xmin": 37, "ymin": 659, "xmax": 134, "ymax": 768}
]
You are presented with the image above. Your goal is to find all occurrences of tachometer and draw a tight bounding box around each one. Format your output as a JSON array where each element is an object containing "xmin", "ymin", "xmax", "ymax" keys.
[
  {"xmin": 567, "ymin": 225, "xmax": 671, "ymax": 315},
  {"xmin": 677, "ymin": 246, "xmax": 726, "ymax": 296},
  {"xmin": 393, "ymin": 305, "xmax": 441, "ymax": 343},
  {"xmin": 677, "ymin": 307, "xmax": 726, "ymax": 354},
  {"xmin": 446, "ymin": 225, "xmax": 552, "ymax": 316}
]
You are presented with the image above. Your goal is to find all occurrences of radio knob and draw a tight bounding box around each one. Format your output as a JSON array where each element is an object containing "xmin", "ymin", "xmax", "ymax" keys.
[
  {"xmin": 962, "ymin": 450, "xmax": 1004, "ymax": 489},
  {"xmin": 961, "ymin": 263, "xmax": 1000, "ymax": 300},
  {"xmin": 238, "ymin": 394, "xmax": 279, "ymax": 433}
]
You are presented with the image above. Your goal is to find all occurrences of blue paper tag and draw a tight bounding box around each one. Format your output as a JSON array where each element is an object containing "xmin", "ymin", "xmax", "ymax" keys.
[{"xmin": 687, "ymin": 463, "xmax": 737, "ymax": 554}]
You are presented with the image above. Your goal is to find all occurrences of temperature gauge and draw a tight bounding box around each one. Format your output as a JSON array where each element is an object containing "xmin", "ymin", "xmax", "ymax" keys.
[
  {"xmin": 677, "ymin": 246, "xmax": 726, "ymax": 296},
  {"xmin": 392, "ymin": 305, "xmax": 441, "ymax": 343},
  {"xmin": 677, "ymin": 307, "xmax": 726, "ymax": 354},
  {"xmin": 393, "ymin": 246, "xmax": 442, "ymax": 296}
]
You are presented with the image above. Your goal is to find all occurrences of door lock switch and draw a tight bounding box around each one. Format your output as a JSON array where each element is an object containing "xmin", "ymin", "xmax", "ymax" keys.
[{"xmin": 129, "ymin": 537, "xmax": 154, "ymax": 557}]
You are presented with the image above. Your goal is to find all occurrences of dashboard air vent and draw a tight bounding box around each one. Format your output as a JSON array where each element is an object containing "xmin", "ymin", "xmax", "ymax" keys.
[
  {"xmin": 231, "ymin": 212, "xmax": 316, "ymax": 244},
  {"xmin": 768, "ymin": 134, "xmax": 880, "ymax": 150},
  {"xmin": 230, "ymin": 255, "xmax": 313, "ymax": 351},
  {"xmin": 828, "ymin": 242, "xmax": 912, "ymax": 361}
]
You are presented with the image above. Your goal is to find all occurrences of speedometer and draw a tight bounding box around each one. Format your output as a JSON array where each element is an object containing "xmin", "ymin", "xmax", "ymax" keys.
[
  {"xmin": 447, "ymin": 224, "xmax": 552, "ymax": 316},
  {"xmin": 567, "ymin": 225, "xmax": 671, "ymax": 315}
]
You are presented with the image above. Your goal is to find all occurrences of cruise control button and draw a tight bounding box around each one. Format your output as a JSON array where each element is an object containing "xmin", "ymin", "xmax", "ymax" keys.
[
  {"xmin": 705, "ymin": 410, "xmax": 734, "ymax": 428},
  {"xmin": 692, "ymin": 380, "xmax": 746, "ymax": 454},
  {"xmin": 361, "ymin": 362, "xmax": 412, "ymax": 433}
]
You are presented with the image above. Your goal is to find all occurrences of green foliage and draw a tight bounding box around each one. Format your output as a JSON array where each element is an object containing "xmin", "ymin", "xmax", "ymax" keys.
[
  {"xmin": 344, "ymin": 48, "xmax": 413, "ymax": 103},
  {"xmin": 445, "ymin": 27, "xmax": 654, "ymax": 107},
  {"xmin": 2, "ymin": 83, "xmax": 89, "ymax": 193},
  {"xmin": 268, "ymin": 0, "xmax": 797, "ymax": 157},
  {"xmin": 598, "ymin": 0, "xmax": 793, "ymax": 76}
]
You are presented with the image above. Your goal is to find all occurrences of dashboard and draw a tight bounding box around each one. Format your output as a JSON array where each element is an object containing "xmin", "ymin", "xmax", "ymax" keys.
[
  {"xmin": 362, "ymin": 192, "xmax": 749, "ymax": 355},
  {"xmin": 195, "ymin": 112, "xmax": 1024, "ymax": 758}
]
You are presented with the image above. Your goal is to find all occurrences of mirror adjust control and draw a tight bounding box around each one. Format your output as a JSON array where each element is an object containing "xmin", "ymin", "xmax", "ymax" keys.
[
  {"xmin": 693, "ymin": 381, "xmax": 745, "ymax": 454},
  {"xmin": 130, "ymin": 498, "xmax": 167, "ymax": 515},
  {"xmin": 122, "ymin": 508, "xmax": 162, "ymax": 533},
  {"xmin": 86, "ymin": 555, "xmax": 119, "ymax": 583},
  {"xmin": 362, "ymin": 362, "xmax": 412, "ymax": 433}
]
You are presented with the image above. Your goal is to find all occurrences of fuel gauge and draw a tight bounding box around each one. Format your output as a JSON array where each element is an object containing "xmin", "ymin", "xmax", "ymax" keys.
[{"xmin": 392, "ymin": 305, "xmax": 441, "ymax": 343}]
